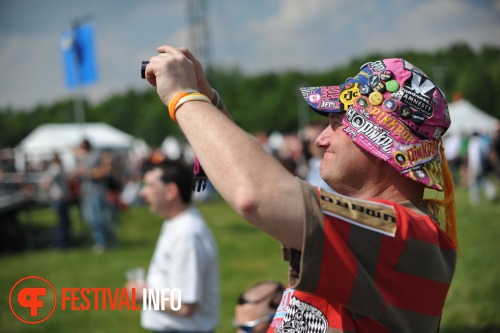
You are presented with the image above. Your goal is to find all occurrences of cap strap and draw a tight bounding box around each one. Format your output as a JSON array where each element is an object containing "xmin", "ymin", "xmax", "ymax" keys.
[
  {"xmin": 424, "ymin": 143, "xmax": 459, "ymax": 251},
  {"xmin": 439, "ymin": 144, "xmax": 458, "ymax": 250}
]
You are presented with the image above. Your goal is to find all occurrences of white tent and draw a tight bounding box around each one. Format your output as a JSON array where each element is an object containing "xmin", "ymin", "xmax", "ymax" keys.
[
  {"xmin": 16, "ymin": 123, "xmax": 135, "ymax": 171},
  {"xmin": 445, "ymin": 99, "xmax": 498, "ymax": 137}
]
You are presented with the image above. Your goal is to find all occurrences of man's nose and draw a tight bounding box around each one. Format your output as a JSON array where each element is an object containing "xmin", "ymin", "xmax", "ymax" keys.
[{"xmin": 315, "ymin": 126, "xmax": 331, "ymax": 148}]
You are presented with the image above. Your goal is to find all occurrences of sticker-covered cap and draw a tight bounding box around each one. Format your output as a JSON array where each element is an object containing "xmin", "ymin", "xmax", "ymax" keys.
[{"xmin": 299, "ymin": 58, "xmax": 451, "ymax": 191}]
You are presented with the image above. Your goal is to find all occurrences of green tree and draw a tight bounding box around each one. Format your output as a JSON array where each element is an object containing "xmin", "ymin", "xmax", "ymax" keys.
[{"xmin": 1, "ymin": 43, "xmax": 500, "ymax": 149}]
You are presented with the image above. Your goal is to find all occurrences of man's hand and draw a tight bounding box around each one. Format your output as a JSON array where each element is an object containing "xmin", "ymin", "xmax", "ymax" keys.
[
  {"xmin": 145, "ymin": 45, "xmax": 198, "ymax": 107},
  {"xmin": 125, "ymin": 280, "xmax": 147, "ymax": 303},
  {"xmin": 176, "ymin": 47, "xmax": 214, "ymax": 99}
]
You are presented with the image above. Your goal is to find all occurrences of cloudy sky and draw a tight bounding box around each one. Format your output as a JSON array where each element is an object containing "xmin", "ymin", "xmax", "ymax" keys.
[{"xmin": 1, "ymin": 0, "xmax": 499, "ymax": 110}]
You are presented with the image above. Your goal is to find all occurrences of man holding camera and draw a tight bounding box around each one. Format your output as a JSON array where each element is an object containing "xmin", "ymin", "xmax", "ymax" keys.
[{"xmin": 143, "ymin": 47, "xmax": 457, "ymax": 332}]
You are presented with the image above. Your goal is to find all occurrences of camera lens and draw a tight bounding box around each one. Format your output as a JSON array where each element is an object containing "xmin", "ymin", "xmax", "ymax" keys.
[{"xmin": 141, "ymin": 61, "xmax": 149, "ymax": 79}]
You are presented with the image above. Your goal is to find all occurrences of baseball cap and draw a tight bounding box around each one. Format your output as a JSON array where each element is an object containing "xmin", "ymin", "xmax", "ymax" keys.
[{"xmin": 300, "ymin": 58, "xmax": 451, "ymax": 191}]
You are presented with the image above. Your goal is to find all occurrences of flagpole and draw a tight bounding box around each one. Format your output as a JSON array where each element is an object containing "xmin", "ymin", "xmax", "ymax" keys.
[{"xmin": 74, "ymin": 86, "xmax": 86, "ymax": 139}]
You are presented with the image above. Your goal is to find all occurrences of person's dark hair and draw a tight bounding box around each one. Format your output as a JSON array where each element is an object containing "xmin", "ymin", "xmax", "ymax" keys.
[
  {"xmin": 147, "ymin": 159, "xmax": 194, "ymax": 204},
  {"xmin": 80, "ymin": 139, "xmax": 92, "ymax": 151},
  {"xmin": 52, "ymin": 153, "xmax": 62, "ymax": 165}
]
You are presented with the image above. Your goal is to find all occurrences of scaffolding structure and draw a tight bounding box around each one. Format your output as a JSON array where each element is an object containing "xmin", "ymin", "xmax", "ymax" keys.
[{"xmin": 187, "ymin": 0, "xmax": 211, "ymax": 68}]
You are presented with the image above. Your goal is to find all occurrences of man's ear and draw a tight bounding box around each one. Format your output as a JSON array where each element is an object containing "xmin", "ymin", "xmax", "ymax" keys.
[{"xmin": 164, "ymin": 182, "xmax": 180, "ymax": 201}]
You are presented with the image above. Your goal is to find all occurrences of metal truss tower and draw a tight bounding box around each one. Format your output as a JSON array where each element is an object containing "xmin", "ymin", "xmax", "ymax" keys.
[{"xmin": 187, "ymin": 0, "xmax": 211, "ymax": 68}]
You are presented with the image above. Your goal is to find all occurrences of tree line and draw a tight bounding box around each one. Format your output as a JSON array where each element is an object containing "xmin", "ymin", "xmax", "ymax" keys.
[{"xmin": 1, "ymin": 43, "xmax": 499, "ymax": 148}]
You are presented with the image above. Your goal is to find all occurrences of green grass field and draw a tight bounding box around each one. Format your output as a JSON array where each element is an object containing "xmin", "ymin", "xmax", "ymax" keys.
[{"xmin": 1, "ymin": 187, "xmax": 499, "ymax": 333}]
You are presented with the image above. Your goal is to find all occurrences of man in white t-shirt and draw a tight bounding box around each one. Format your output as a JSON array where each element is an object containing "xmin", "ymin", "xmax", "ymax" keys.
[{"xmin": 126, "ymin": 159, "xmax": 219, "ymax": 333}]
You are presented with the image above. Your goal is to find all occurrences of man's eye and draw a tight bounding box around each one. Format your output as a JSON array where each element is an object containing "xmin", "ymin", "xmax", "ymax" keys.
[{"xmin": 333, "ymin": 120, "xmax": 343, "ymax": 129}]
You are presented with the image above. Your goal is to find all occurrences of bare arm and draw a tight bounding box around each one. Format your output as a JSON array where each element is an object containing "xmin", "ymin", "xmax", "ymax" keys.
[
  {"xmin": 165, "ymin": 302, "xmax": 196, "ymax": 317},
  {"xmin": 145, "ymin": 46, "xmax": 304, "ymax": 249}
]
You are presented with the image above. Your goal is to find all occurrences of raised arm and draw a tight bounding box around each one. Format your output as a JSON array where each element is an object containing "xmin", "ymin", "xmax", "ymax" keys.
[{"xmin": 145, "ymin": 45, "xmax": 304, "ymax": 249}]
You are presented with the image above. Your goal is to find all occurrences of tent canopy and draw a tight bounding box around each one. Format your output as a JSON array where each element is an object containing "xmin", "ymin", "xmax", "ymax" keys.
[
  {"xmin": 16, "ymin": 123, "xmax": 135, "ymax": 170},
  {"xmin": 18, "ymin": 123, "xmax": 134, "ymax": 154},
  {"xmin": 445, "ymin": 99, "xmax": 498, "ymax": 137}
]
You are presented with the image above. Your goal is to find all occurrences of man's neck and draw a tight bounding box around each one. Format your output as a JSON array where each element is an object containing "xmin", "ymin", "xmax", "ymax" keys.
[
  {"xmin": 165, "ymin": 203, "xmax": 191, "ymax": 220},
  {"xmin": 344, "ymin": 175, "xmax": 425, "ymax": 204}
]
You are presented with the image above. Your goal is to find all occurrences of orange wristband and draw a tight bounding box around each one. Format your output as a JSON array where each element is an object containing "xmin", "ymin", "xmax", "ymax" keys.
[{"xmin": 168, "ymin": 90, "xmax": 196, "ymax": 122}]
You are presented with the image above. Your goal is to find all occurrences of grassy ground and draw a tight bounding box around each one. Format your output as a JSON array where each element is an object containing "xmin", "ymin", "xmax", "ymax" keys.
[
  {"xmin": 440, "ymin": 188, "xmax": 500, "ymax": 332},
  {"xmin": 1, "ymin": 187, "xmax": 499, "ymax": 332}
]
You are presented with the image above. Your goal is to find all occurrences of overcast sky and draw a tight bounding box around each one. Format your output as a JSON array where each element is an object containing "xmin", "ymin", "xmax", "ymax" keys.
[{"xmin": 1, "ymin": 0, "xmax": 499, "ymax": 110}]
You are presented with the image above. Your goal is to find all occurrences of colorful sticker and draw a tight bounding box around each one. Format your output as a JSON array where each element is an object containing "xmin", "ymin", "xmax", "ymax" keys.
[
  {"xmin": 394, "ymin": 152, "xmax": 408, "ymax": 166},
  {"xmin": 392, "ymin": 72, "xmax": 436, "ymax": 117},
  {"xmin": 368, "ymin": 60, "xmax": 387, "ymax": 72},
  {"xmin": 344, "ymin": 106, "xmax": 394, "ymax": 155},
  {"xmin": 405, "ymin": 140, "xmax": 439, "ymax": 166},
  {"xmin": 339, "ymin": 84, "xmax": 360, "ymax": 111}
]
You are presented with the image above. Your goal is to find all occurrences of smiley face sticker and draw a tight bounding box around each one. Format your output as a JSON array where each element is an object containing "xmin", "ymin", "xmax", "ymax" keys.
[{"xmin": 369, "ymin": 91, "xmax": 383, "ymax": 106}]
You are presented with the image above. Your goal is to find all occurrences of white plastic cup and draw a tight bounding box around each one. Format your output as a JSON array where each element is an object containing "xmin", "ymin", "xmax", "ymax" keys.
[{"xmin": 125, "ymin": 267, "xmax": 145, "ymax": 282}]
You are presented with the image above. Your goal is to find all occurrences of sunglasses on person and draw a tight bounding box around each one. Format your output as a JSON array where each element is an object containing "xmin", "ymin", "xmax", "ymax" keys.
[{"xmin": 232, "ymin": 313, "xmax": 275, "ymax": 333}]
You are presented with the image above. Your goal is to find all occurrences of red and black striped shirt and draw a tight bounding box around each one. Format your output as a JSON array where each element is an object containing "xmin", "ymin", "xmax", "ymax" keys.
[{"xmin": 270, "ymin": 182, "xmax": 456, "ymax": 332}]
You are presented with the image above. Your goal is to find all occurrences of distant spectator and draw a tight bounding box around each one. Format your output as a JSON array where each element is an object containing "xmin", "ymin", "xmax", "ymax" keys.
[
  {"xmin": 254, "ymin": 130, "xmax": 273, "ymax": 155},
  {"xmin": 467, "ymin": 132, "xmax": 497, "ymax": 205},
  {"xmin": 490, "ymin": 120, "xmax": 500, "ymax": 181},
  {"xmin": 126, "ymin": 159, "xmax": 219, "ymax": 333},
  {"xmin": 41, "ymin": 153, "xmax": 72, "ymax": 249},
  {"xmin": 443, "ymin": 132, "xmax": 463, "ymax": 186},
  {"xmin": 76, "ymin": 139, "xmax": 116, "ymax": 253},
  {"xmin": 275, "ymin": 133, "xmax": 306, "ymax": 178},
  {"xmin": 103, "ymin": 151, "xmax": 125, "ymax": 224},
  {"xmin": 120, "ymin": 173, "xmax": 144, "ymax": 207}
]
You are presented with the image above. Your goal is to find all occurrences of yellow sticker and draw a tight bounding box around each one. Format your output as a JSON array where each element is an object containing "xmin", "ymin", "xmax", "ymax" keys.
[
  {"xmin": 340, "ymin": 84, "xmax": 360, "ymax": 111},
  {"xmin": 369, "ymin": 91, "xmax": 383, "ymax": 106}
]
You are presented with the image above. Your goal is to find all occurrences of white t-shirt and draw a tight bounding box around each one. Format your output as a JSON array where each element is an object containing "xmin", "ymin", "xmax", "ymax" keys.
[{"xmin": 141, "ymin": 207, "xmax": 219, "ymax": 331}]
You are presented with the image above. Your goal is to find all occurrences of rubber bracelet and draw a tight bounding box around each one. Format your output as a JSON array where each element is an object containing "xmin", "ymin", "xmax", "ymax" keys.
[
  {"xmin": 210, "ymin": 89, "xmax": 218, "ymax": 105},
  {"xmin": 175, "ymin": 94, "xmax": 212, "ymax": 116},
  {"xmin": 210, "ymin": 89, "xmax": 223, "ymax": 110},
  {"xmin": 168, "ymin": 90, "xmax": 197, "ymax": 122}
]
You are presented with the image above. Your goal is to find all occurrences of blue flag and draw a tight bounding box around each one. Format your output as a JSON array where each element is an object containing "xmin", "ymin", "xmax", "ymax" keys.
[{"xmin": 61, "ymin": 23, "xmax": 99, "ymax": 89}]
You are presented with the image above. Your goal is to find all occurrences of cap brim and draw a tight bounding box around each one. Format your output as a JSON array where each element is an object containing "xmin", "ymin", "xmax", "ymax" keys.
[{"xmin": 299, "ymin": 86, "xmax": 344, "ymax": 116}]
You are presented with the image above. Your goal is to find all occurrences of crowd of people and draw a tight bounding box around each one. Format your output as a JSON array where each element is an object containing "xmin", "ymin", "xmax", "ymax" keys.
[
  {"xmin": 443, "ymin": 121, "xmax": 500, "ymax": 205},
  {"xmin": 2, "ymin": 100, "xmax": 497, "ymax": 256},
  {"xmin": 0, "ymin": 119, "xmax": 338, "ymax": 254},
  {"xmin": 36, "ymin": 140, "xmax": 127, "ymax": 252}
]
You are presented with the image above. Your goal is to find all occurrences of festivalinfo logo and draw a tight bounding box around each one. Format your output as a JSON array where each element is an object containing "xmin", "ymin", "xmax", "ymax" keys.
[{"xmin": 9, "ymin": 276, "xmax": 181, "ymax": 324}]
